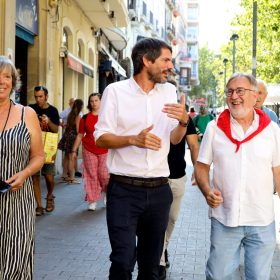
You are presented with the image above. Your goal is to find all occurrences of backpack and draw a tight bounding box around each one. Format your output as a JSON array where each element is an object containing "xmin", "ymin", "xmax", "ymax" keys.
[{"xmin": 82, "ymin": 113, "xmax": 89, "ymax": 130}]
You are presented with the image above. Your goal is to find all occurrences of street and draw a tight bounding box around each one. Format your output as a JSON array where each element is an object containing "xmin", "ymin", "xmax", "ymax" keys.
[{"xmin": 34, "ymin": 151, "xmax": 280, "ymax": 280}]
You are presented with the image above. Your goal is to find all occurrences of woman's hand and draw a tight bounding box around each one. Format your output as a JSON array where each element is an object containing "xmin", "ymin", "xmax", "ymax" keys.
[{"xmin": 6, "ymin": 170, "xmax": 29, "ymax": 191}]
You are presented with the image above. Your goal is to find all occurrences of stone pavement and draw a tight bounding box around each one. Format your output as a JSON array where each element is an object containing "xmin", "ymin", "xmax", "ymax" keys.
[{"xmin": 34, "ymin": 151, "xmax": 280, "ymax": 280}]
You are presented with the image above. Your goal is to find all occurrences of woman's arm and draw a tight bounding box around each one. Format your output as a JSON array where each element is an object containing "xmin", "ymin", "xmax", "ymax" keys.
[{"xmin": 71, "ymin": 133, "xmax": 84, "ymax": 160}]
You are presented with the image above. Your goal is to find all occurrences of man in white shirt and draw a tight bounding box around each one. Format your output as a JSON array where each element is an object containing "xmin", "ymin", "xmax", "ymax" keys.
[
  {"xmin": 195, "ymin": 73, "xmax": 280, "ymax": 279},
  {"xmin": 94, "ymin": 38, "xmax": 189, "ymax": 280}
]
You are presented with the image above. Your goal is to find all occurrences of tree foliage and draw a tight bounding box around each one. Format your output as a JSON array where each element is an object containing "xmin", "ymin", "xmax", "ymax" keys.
[
  {"xmin": 222, "ymin": 0, "xmax": 280, "ymax": 82},
  {"xmin": 192, "ymin": 0, "xmax": 280, "ymax": 107},
  {"xmin": 189, "ymin": 45, "xmax": 219, "ymax": 107}
]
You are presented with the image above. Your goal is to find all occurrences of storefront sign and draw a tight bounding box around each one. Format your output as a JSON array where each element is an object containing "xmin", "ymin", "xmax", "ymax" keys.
[{"xmin": 16, "ymin": 0, "xmax": 38, "ymax": 35}]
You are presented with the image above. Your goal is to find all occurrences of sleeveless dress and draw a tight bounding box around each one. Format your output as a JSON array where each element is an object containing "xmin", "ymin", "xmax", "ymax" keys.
[
  {"xmin": 0, "ymin": 107, "xmax": 35, "ymax": 280},
  {"xmin": 58, "ymin": 125, "xmax": 77, "ymax": 154}
]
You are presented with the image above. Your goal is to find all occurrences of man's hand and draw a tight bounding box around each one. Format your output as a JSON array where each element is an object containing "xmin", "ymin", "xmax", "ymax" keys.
[
  {"xmin": 205, "ymin": 188, "xmax": 223, "ymax": 208},
  {"xmin": 130, "ymin": 125, "xmax": 161, "ymax": 151},
  {"xmin": 162, "ymin": 95, "xmax": 189, "ymax": 124},
  {"xmin": 41, "ymin": 114, "xmax": 49, "ymax": 126}
]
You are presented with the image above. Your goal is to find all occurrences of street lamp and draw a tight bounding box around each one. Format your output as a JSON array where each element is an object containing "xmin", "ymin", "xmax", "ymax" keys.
[
  {"xmin": 223, "ymin": 58, "xmax": 229, "ymax": 108},
  {"xmin": 230, "ymin": 34, "xmax": 239, "ymax": 74}
]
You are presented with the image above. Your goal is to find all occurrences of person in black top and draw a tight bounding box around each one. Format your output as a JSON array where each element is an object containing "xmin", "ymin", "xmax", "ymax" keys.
[
  {"xmin": 29, "ymin": 86, "xmax": 60, "ymax": 216},
  {"xmin": 159, "ymin": 117, "xmax": 199, "ymax": 279}
]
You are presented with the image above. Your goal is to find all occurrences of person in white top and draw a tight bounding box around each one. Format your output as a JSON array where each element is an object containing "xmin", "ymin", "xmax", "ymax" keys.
[
  {"xmin": 195, "ymin": 73, "xmax": 280, "ymax": 280},
  {"xmin": 94, "ymin": 38, "xmax": 189, "ymax": 280},
  {"xmin": 59, "ymin": 97, "xmax": 75, "ymax": 128}
]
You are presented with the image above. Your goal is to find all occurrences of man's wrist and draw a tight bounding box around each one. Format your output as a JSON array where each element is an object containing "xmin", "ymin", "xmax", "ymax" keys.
[{"xmin": 179, "ymin": 119, "xmax": 189, "ymax": 127}]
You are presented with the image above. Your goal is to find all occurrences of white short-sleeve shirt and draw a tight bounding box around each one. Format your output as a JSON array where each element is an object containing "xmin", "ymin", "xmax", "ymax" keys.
[{"xmin": 198, "ymin": 111, "xmax": 280, "ymax": 227}]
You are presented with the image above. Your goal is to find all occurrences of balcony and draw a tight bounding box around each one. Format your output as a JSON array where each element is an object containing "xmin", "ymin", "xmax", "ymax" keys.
[
  {"xmin": 166, "ymin": 0, "xmax": 176, "ymax": 10},
  {"xmin": 167, "ymin": 24, "xmax": 176, "ymax": 40},
  {"xmin": 77, "ymin": 0, "xmax": 128, "ymax": 28},
  {"xmin": 186, "ymin": 33, "xmax": 198, "ymax": 43}
]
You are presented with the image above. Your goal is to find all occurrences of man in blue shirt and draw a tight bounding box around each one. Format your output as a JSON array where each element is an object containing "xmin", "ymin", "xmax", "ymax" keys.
[{"xmin": 255, "ymin": 80, "xmax": 280, "ymax": 126}]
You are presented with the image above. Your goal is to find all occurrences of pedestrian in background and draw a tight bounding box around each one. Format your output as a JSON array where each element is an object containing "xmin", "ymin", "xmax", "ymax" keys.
[
  {"xmin": 29, "ymin": 85, "xmax": 60, "ymax": 216},
  {"xmin": 159, "ymin": 113, "xmax": 199, "ymax": 279},
  {"xmin": 255, "ymin": 79, "xmax": 280, "ymax": 126},
  {"xmin": 58, "ymin": 98, "xmax": 83, "ymax": 184},
  {"xmin": 71, "ymin": 93, "xmax": 109, "ymax": 211},
  {"xmin": 59, "ymin": 97, "xmax": 83, "ymax": 177},
  {"xmin": 94, "ymin": 38, "xmax": 188, "ymax": 280},
  {"xmin": 193, "ymin": 105, "xmax": 214, "ymax": 142},
  {"xmin": 0, "ymin": 56, "xmax": 44, "ymax": 279},
  {"xmin": 60, "ymin": 97, "xmax": 75, "ymax": 128},
  {"xmin": 188, "ymin": 106, "xmax": 197, "ymax": 119},
  {"xmin": 195, "ymin": 73, "xmax": 280, "ymax": 279}
]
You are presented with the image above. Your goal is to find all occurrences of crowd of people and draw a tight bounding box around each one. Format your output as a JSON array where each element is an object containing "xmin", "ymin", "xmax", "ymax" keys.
[{"xmin": 1, "ymin": 36, "xmax": 280, "ymax": 280}]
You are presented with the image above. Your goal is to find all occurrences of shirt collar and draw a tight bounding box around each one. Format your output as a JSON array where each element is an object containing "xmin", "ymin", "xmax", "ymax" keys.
[
  {"xmin": 230, "ymin": 109, "xmax": 259, "ymax": 130},
  {"xmin": 129, "ymin": 77, "xmax": 161, "ymax": 95}
]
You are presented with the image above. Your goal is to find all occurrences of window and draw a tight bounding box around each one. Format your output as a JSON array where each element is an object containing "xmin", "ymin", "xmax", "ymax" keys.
[
  {"xmin": 150, "ymin": 11, "xmax": 153, "ymax": 25},
  {"xmin": 142, "ymin": 1, "xmax": 147, "ymax": 16}
]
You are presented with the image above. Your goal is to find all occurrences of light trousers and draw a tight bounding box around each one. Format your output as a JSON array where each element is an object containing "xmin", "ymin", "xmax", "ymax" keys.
[{"xmin": 160, "ymin": 175, "xmax": 187, "ymax": 266}]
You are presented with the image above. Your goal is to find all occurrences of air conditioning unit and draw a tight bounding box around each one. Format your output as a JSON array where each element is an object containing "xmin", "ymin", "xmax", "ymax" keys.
[
  {"xmin": 59, "ymin": 46, "xmax": 67, "ymax": 57},
  {"xmin": 91, "ymin": 27, "xmax": 101, "ymax": 37},
  {"xmin": 128, "ymin": 9, "xmax": 136, "ymax": 19}
]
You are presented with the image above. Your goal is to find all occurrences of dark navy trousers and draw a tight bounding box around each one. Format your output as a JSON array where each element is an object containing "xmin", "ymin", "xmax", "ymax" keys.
[{"xmin": 106, "ymin": 178, "xmax": 173, "ymax": 280}]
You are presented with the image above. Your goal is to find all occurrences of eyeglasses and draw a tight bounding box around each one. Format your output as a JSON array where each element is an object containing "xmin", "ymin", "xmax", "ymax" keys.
[{"xmin": 225, "ymin": 87, "xmax": 255, "ymax": 97}]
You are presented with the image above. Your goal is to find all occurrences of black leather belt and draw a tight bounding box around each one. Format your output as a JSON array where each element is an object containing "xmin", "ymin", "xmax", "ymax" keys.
[{"xmin": 110, "ymin": 174, "xmax": 168, "ymax": 188}]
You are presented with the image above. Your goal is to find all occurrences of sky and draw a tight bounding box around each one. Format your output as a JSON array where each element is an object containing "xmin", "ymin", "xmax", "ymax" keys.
[{"xmin": 199, "ymin": 0, "xmax": 242, "ymax": 52}]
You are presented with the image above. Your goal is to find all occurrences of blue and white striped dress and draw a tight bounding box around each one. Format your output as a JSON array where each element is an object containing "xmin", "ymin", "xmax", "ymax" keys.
[{"xmin": 0, "ymin": 107, "xmax": 35, "ymax": 280}]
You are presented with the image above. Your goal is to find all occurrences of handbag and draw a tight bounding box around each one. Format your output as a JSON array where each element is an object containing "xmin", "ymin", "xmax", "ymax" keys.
[{"xmin": 42, "ymin": 131, "xmax": 59, "ymax": 164}]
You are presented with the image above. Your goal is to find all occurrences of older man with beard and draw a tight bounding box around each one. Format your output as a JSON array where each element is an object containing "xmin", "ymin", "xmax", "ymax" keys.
[{"xmin": 195, "ymin": 73, "xmax": 280, "ymax": 280}]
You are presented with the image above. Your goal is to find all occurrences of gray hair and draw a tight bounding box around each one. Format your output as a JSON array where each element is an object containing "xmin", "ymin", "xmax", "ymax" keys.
[
  {"xmin": 226, "ymin": 73, "xmax": 258, "ymax": 91},
  {"xmin": 0, "ymin": 56, "xmax": 21, "ymax": 93},
  {"xmin": 257, "ymin": 79, "xmax": 268, "ymax": 93}
]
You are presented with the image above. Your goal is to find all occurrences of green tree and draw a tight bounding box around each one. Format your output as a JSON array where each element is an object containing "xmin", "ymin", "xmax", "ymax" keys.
[
  {"xmin": 190, "ymin": 45, "xmax": 217, "ymax": 105},
  {"xmin": 221, "ymin": 0, "xmax": 280, "ymax": 82}
]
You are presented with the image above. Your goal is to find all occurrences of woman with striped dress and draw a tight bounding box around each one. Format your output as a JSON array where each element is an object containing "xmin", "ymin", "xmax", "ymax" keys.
[{"xmin": 0, "ymin": 56, "xmax": 44, "ymax": 279}]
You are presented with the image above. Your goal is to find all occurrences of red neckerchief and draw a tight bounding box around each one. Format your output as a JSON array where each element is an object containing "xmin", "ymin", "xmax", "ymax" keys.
[{"xmin": 217, "ymin": 108, "xmax": 271, "ymax": 152}]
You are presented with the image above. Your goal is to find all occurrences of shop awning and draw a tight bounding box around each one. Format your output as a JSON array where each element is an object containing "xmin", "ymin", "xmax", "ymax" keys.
[
  {"xmin": 66, "ymin": 52, "xmax": 94, "ymax": 78},
  {"xmin": 101, "ymin": 49, "xmax": 127, "ymax": 77},
  {"xmin": 101, "ymin": 28, "xmax": 127, "ymax": 51}
]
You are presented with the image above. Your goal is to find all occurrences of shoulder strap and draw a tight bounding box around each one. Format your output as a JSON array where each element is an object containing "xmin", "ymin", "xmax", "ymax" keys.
[
  {"xmin": 21, "ymin": 106, "xmax": 25, "ymax": 122},
  {"xmin": 194, "ymin": 115, "xmax": 199, "ymax": 126},
  {"xmin": 82, "ymin": 113, "xmax": 88, "ymax": 130}
]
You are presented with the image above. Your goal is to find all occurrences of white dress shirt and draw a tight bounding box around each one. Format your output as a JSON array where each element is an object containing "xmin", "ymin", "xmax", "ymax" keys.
[
  {"xmin": 94, "ymin": 78, "xmax": 178, "ymax": 178},
  {"xmin": 198, "ymin": 111, "xmax": 280, "ymax": 227}
]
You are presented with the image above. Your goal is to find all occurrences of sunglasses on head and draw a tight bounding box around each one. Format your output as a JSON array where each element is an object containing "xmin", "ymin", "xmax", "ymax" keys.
[{"xmin": 34, "ymin": 85, "xmax": 48, "ymax": 92}]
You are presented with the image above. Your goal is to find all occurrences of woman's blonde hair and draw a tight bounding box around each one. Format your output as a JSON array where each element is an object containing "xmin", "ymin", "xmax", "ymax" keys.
[{"xmin": 0, "ymin": 56, "xmax": 21, "ymax": 93}]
